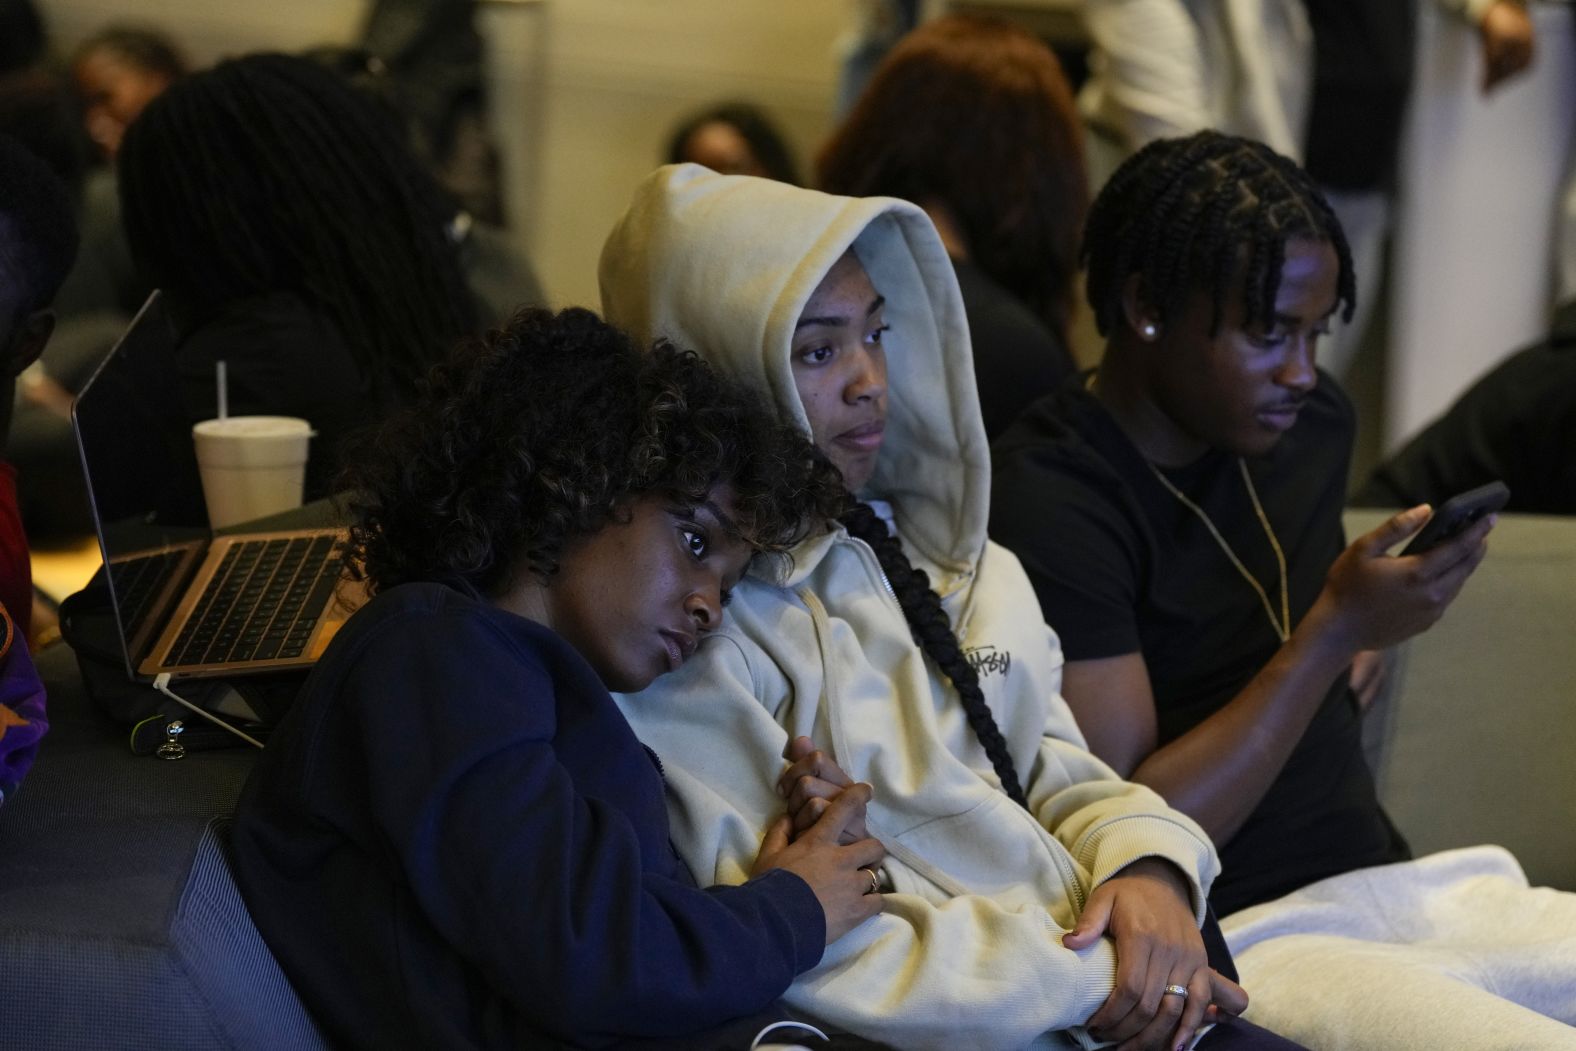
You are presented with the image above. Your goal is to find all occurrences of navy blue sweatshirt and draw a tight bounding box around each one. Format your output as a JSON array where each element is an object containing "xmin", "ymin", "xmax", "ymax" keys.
[{"xmin": 231, "ymin": 582, "xmax": 824, "ymax": 1049}]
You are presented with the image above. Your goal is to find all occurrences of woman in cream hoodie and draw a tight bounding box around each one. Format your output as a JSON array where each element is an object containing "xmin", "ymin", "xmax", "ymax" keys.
[{"xmin": 599, "ymin": 166, "xmax": 1296, "ymax": 1051}]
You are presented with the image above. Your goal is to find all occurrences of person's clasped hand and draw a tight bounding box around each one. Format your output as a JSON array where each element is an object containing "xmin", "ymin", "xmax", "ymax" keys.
[
  {"xmin": 1064, "ymin": 858, "xmax": 1247, "ymax": 1051},
  {"xmin": 777, "ymin": 736, "xmax": 871, "ymax": 843},
  {"xmin": 754, "ymin": 736, "xmax": 885, "ymax": 944}
]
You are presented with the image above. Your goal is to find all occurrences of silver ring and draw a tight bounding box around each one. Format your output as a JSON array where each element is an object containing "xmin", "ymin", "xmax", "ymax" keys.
[
  {"xmin": 1163, "ymin": 983, "xmax": 1189, "ymax": 999},
  {"xmin": 860, "ymin": 867, "xmax": 880, "ymax": 895}
]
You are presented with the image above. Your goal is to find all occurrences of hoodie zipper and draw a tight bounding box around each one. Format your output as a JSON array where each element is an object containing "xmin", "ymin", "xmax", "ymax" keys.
[
  {"xmin": 842, "ymin": 530, "xmax": 898, "ymax": 604},
  {"xmin": 874, "ymin": 557, "xmax": 898, "ymax": 603},
  {"xmin": 833, "ymin": 531, "xmax": 1090, "ymax": 910}
]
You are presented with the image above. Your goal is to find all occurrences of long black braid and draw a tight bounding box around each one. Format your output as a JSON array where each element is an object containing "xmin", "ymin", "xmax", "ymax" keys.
[
  {"xmin": 840, "ymin": 502, "xmax": 1029, "ymax": 809},
  {"xmin": 1081, "ymin": 130, "xmax": 1356, "ymax": 339},
  {"xmin": 118, "ymin": 52, "xmax": 475, "ymax": 409}
]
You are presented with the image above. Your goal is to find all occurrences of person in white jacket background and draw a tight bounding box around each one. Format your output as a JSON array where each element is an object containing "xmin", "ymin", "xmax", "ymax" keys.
[
  {"xmin": 599, "ymin": 164, "xmax": 1306, "ymax": 1051},
  {"xmin": 1077, "ymin": 0, "xmax": 1540, "ymax": 380}
]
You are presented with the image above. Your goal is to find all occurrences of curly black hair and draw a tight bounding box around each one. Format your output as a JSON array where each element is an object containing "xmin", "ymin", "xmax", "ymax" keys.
[
  {"xmin": 341, "ymin": 307, "xmax": 848, "ymax": 596},
  {"xmin": 1082, "ymin": 130, "xmax": 1356, "ymax": 339}
]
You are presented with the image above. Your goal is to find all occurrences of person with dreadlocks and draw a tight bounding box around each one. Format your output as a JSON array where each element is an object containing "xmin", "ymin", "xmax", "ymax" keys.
[
  {"xmin": 116, "ymin": 52, "xmax": 477, "ymax": 501},
  {"xmin": 990, "ymin": 131, "xmax": 1576, "ymax": 1047},
  {"xmin": 231, "ymin": 306, "xmax": 886, "ymax": 1049},
  {"xmin": 597, "ymin": 165, "xmax": 1321, "ymax": 1051}
]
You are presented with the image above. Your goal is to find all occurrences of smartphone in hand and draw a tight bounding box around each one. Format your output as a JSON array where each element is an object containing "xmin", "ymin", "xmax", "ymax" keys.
[{"xmin": 1398, "ymin": 481, "xmax": 1510, "ymax": 556}]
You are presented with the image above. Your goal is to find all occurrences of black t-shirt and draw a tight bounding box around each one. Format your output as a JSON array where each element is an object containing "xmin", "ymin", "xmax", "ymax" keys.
[
  {"xmin": 990, "ymin": 373, "xmax": 1409, "ymax": 914},
  {"xmin": 1359, "ymin": 299, "xmax": 1576, "ymax": 515},
  {"xmin": 952, "ymin": 257, "xmax": 1077, "ymax": 440}
]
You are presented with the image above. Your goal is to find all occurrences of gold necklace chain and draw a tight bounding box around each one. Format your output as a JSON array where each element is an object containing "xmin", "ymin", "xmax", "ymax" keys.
[
  {"xmin": 1146, "ymin": 457, "xmax": 1291, "ymax": 643},
  {"xmin": 1082, "ymin": 370, "xmax": 1290, "ymax": 643}
]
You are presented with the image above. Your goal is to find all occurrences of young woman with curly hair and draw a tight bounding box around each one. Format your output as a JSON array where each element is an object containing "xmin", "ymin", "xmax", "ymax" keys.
[{"xmin": 231, "ymin": 307, "xmax": 885, "ymax": 1050}]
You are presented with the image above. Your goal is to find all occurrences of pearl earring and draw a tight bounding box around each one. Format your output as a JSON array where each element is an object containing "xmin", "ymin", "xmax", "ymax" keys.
[{"xmin": 1141, "ymin": 323, "xmax": 1158, "ymax": 339}]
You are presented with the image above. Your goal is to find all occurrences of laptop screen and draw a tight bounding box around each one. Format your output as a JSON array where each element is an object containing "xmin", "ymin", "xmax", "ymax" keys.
[{"xmin": 71, "ymin": 291, "xmax": 211, "ymax": 666}]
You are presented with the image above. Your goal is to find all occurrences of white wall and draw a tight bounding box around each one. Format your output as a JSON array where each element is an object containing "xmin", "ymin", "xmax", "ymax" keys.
[
  {"xmin": 519, "ymin": 1, "xmax": 844, "ymax": 307},
  {"xmin": 1386, "ymin": 2, "xmax": 1576, "ymax": 448},
  {"xmin": 37, "ymin": 0, "xmax": 370, "ymax": 65},
  {"xmin": 37, "ymin": 0, "xmax": 848, "ymax": 311}
]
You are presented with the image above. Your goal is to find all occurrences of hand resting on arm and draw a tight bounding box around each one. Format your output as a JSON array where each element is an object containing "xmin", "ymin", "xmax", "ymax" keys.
[
  {"xmin": 755, "ymin": 751, "xmax": 885, "ymax": 944},
  {"xmin": 777, "ymin": 737, "xmax": 1244, "ymax": 1050}
]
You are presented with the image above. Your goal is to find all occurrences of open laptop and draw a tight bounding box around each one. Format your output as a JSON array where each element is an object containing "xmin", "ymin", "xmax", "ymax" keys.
[{"xmin": 70, "ymin": 291, "xmax": 367, "ymax": 682}]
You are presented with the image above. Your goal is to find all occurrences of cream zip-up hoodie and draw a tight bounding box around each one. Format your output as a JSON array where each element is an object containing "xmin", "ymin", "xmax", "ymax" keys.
[{"xmin": 601, "ymin": 165, "xmax": 1219, "ymax": 1050}]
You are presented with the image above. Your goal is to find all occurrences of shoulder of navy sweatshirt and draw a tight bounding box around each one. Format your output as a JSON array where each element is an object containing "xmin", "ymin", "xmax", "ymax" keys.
[{"xmin": 231, "ymin": 581, "xmax": 824, "ymax": 1050}]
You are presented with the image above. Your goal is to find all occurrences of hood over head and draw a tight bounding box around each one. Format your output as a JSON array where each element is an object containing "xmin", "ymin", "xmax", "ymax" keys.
[{"xmin": 600, "ymin": 163, "xmax": 989, "ymax": 572}]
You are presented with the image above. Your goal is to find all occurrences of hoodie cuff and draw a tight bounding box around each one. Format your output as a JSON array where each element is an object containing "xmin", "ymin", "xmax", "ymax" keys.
[
  {"xmin": 1081, "ymin": 816, "xmax": 1218, "ymax": 924},
  {"xmin": 1067, "ymin": 936, "xmax": 1121, "ymax": 1050}
]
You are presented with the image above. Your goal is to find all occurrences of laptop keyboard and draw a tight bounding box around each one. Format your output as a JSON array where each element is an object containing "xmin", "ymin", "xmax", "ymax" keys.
[
  {"xmin": 110, "ymin": 550, "xmax": 187, "ymax": 634},
  {"xmin": 167, "ymin": 535, "xmax": 343, "ymax": 667}
]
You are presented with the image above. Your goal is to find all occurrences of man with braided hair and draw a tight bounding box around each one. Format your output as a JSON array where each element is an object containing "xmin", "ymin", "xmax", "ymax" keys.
[
  {"xmin": 991, "ymin": 130, "xmax": 1576, "ymax": 1047},
  {"xmin": 601, "ymin": 164, "xmax": 1317, "ymax": 1051}
]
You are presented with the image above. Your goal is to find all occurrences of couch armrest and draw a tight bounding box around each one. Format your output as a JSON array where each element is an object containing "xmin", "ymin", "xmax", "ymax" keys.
[{"xmin": 1347, "ymin": 509, "xmax": 1576, "ymax": 891}]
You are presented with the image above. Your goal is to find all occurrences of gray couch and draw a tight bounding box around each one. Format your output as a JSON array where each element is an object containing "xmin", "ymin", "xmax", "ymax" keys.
[
  {"xmin": 1350, "ymin": 509, "xmax": 1576, "ymax": 893},
  {"xmin": 0, "ymin": 642, "xmax": 328, "ymax": 1050}
]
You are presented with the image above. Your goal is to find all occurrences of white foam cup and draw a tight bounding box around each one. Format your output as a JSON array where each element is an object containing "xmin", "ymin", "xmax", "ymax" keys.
[{"xmin": 192, "ymin": 416, "xmax": 314, "ymax": 528}]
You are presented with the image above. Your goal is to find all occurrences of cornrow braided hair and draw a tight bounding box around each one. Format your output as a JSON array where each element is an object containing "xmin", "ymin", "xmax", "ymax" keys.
[
  {"xmin": 1081, "ymin": 130, "xmax": 1356, "ymax": 339},
  {"xmin": 840, "ymin": 502, "xmax": 1029, "ymax": 809}
]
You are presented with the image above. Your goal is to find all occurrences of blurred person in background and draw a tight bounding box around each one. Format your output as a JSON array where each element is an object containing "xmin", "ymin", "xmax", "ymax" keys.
[
  {"xmin": 358, "ymin": 0, "xmax": 504, "ymax": 226},
  {"xmin": 117, "ymin": 52, "xmax": 477, "ymax": 501},
  {"xmin": 305, "ymin": 44, "xmax": 545, "ymax": 323},
  {"xmin": 1358, "ymin": 296, "xmax": 1576, "ymax": 515},
  {"xmin": 1078, "ymin": 0, "xmax": 1539, "ymax": 380},
  {"xmin": 667, "ymin": 101, "xmax": 801, "ymax": 184},
  {"xmin": 819, "ymin": 14, "xmax": 1085, "ymax": 438},
  {"xmin": 71, "ymin": 25, "xmax": 185, "ymax": 163}
]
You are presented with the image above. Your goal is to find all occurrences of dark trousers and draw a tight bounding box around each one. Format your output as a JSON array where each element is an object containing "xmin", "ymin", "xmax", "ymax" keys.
[{"xmin": 1198, "ymin": 907, "xmax": 1310, "ymax": 1050}]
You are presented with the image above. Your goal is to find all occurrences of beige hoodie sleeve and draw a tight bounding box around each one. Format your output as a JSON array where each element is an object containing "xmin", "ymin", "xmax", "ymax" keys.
[{"xmin": 976, "ymin": 540, "xmax": 1220, "ymax": 920}]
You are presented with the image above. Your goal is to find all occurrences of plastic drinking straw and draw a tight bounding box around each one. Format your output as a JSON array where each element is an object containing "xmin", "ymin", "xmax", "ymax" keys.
[{"xmin": 216, "ymin": 360, "xmax": 228, "ymax": 421}]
